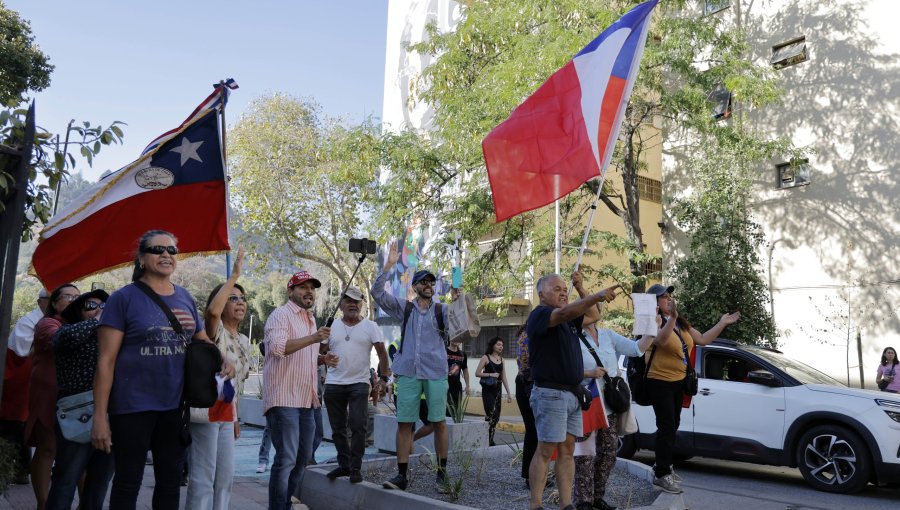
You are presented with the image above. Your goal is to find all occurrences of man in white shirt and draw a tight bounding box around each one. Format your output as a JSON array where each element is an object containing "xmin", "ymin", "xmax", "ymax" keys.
[{"xmin": 321, "ymin": 286, "xmax": 390, "ymax": 483}]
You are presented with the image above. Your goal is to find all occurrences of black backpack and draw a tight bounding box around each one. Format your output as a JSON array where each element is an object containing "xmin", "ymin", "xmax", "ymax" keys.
[{"xmin": 626, "ymin": 345, "xmax": 657, "ymax": 406}]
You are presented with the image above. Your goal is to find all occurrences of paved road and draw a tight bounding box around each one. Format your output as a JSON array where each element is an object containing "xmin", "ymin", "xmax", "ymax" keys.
[{"xmin": 631, "ymin": 451, "xmax": 900, "ymax": 510}]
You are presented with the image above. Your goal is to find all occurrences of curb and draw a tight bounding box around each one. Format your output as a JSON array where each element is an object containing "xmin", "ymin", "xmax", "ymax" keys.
[{"xmin": 301, "ymin": 447, "xmax": 685, "ymax": 510}]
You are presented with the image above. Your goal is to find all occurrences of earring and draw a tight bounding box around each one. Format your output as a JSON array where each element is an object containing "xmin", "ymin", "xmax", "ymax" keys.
[{"xmin": 140, "ymin": 263, "xmax": 145, "ymax": 270}]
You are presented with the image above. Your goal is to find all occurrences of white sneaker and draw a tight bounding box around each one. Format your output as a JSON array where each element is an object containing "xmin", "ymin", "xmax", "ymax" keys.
[
  {"xmin": 653, "ymin": 474, "xmax": 683, "ymax": 494},
  {"xmin": 256, "ymin": 463, "xmax": 267, "ymax": 473},
  {"xmin": 290, "ymin": 496, "xmax": 309, "ymax": 509},
  {"xmin": 671, "ymin": 469, "xmax": 683, "ymax": 483}
]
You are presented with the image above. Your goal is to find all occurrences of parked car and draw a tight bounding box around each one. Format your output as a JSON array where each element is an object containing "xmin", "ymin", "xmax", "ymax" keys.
[{"xmin": 620, "ymin": 339, "xmax": 900, "ymax": 493}]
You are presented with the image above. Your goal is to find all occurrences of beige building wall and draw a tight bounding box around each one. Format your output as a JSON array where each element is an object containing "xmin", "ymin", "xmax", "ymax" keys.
[{"xmin": 663, "ymin": 0, "xmax": 900, "ymax": 387}]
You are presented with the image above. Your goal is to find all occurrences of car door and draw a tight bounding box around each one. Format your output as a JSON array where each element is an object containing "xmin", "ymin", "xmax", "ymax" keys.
[{"xmin": 691, "ymin": 349, "xmax": 787, "ymax": 462}]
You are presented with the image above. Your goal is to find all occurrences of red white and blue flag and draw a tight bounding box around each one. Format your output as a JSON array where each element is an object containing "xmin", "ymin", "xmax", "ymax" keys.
[
  {"xmin": 31, "ymin": 83, "xmax": 235, "ymax": 290},
  {"xmin": 582, "ymin": 378, "xmax": 610, "ymax": 434},
  {"xmin": 483, "ymin": 0, "xmax": 658, "ymax": 222}
]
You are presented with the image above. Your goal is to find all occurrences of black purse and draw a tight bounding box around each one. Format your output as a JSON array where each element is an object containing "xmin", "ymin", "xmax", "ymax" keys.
[{"xmin": 578, "ymin": 331, "xmax": 631, "ymax": 414}]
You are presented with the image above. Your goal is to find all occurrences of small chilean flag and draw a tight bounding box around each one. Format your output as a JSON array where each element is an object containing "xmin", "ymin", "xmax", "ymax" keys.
[
  {"xmin": 31, "ymin": 86, "xmax": 233, "ymax": 290},
  {"xmin": 483, "ymin": 0, "xmax": 658, "ymax": 222},
  {"xmin": 582, "ymin": 378, "xmax": 610, "ymax": 434}
]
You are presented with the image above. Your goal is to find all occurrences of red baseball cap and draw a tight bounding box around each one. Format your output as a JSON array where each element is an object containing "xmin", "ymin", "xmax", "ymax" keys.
[{"xmin": 287, "ymin": 270, "xmax": 321, "ymax": 289}]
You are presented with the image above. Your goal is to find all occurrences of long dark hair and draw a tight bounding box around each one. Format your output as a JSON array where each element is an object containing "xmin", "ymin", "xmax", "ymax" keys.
[
  {"xmin": 131, "ymin": 229, "xmax": 178, "ymax": 282},
  {"xmin": 485, "ymin": 336, "xmax": 504, "ymax": 356},
  {"xmin": 881, "ymin": 347, "xmax": 898, "ymax": 367},
  {"xmin": 206, "ymin": 283, "xmax": 247, "ymax": 316},
  {"xmin": 44, "ymin": 283, "xmax": 78, "ymax": 318}
]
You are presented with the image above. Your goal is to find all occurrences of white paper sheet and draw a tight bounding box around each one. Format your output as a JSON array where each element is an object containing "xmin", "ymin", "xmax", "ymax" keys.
[{"xmin": 631, "ymin": 293, "xmax": 658, "ymax": 337}]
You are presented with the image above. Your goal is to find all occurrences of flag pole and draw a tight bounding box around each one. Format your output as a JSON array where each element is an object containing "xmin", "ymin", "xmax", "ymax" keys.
[
  {"xmin": 554, "ymin": 200, "xmax": 561, "ymax": 273},
  {"xmin": 574, "ymin": 175, "xmax": 607, "ymax": 272},
  {"xmin": 217, "ymin": 80, "xmax": 233, "ymax": 278}
]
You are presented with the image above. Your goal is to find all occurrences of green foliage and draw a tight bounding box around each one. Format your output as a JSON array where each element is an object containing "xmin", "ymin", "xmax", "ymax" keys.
[
  {"xmin": 446, "ymin": 392, "xmax": 470, "ymax": 424},
  {"xmin": 376, "ymin": 0, "xmax": 794, "ymax": 299},
  {"xmin": 0, "ymin": 437, "xmax": 17, "ymax": 495},
  {"xmin": 667, "ymin": 132, "xmax": 792, "ymax": 348},
  {"xmin": 228, "ymin": 94, "xmax": 381, "ymax": 290},
  {"xmin": 0, "ymin": 111, "xmax": 125, "ymax": 241},
  {"xmin": 0, "ymin": 2, "xmax": 52, "ymax": 107}
]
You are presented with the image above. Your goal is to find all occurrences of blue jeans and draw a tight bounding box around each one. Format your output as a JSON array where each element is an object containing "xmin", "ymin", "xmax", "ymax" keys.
[
  {"xmin": 46, "ymin": 425, "xmax": 114, "ymax": 510},
  {"xmin": 266, "ymin": 407, "xmax": 315, "ymax": 510},
  {"xmin": 258, "ymin": 426, "xmax": 272, "ymax": 465},
  {"xmin": 186, "ymin": 421, "xmax": 234, "ymax": 510},
  {"xmin": 312, "ymin": 406, "xmax": 323, "ymax": 463}
]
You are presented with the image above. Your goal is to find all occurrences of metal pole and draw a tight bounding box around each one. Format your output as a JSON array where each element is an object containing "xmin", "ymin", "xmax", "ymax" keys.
[
  {"xmin": 574, "ymin": 176, "xmax": 607, "ymax": 271},
  {"xmin": 554, "ymin": 200, "xmax": 560, "ymax": 273},
  {"xmin": 217, "ymin": 81, "xmax": 233, "ymax": 279}
]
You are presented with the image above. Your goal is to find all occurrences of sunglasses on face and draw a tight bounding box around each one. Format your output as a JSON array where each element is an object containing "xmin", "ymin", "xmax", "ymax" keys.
[
  {"xmin": 84, "ymin": 301, "xmax": 105, "ymax": 311},
  {"xmin": 228, "ymin": 295, "xmax": 247, "ymax": 303},
  {"xmin": 142, "ymin": 245, "xmax": 179, "ymax": 256}
]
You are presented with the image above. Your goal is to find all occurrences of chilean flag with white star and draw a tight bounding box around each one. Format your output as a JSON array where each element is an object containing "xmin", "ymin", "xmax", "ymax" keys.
[
  {"xmin": 31, "ymin": 86, "xmax": 233, "ymax": 289},
  {"xmin": 483, "ymin": 0, "xmax": 658, "ymax": 222}
]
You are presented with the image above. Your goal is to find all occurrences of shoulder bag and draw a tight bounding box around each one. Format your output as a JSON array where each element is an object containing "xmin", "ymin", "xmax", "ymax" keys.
[
  {"xmin": 56, "ymin": 391, "xmax": 94, "ymax": 444},
  {"xmin": 627, "ymin": 345, "xmax": 657, "ymax": 406},
  {"xmin": 578, "ymin": 332, "xmax": 630, "ymax": 414},
  {"xmin": 674, "ymin": 328, "xmax": 698, "ymax": 396}
]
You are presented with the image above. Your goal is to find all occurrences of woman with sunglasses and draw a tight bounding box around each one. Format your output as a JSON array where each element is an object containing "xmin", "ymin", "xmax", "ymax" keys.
[
  {"xmin": 27, "ymin": 283, "xmax": 80, "ymax": 510},
  {"xmin": 91, "ymin": 230, "xmax": 235, "ymax": 509},
  {"xmin": 187, "ymin": 248, "xmax": 251, "ymax": 510},
  {"xmin": 46, "ymin": 289, "xmax": 112, "ymax": 510}
]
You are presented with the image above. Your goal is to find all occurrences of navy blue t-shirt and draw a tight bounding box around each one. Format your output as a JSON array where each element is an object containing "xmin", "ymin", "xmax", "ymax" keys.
[{"xmin": 525, "ymin": 305, "xmax": 584, "ymax": 387}]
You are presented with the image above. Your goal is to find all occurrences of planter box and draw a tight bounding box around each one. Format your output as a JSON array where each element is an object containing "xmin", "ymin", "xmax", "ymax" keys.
[
  {"xmin": 239, "ymin": 396, "xmax": 265, "ymax": 427},
  {"xmin": 373, "ymin": 414, "xmax": 487, "ymax": 454}
]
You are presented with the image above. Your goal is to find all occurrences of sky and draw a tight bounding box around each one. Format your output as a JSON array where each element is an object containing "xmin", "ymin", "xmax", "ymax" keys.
[{"xmin": 7, "ymin": 0, "xmax": 389, "ymax": 181}]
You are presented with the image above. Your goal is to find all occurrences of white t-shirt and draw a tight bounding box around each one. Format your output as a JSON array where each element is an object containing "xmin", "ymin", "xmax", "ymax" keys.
[{"xmin": 324, "ymin": 318, "xmax": 383, "ymax": 385}]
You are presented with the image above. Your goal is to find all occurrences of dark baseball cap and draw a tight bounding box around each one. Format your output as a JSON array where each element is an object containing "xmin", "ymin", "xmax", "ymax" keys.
[
  {"xmin": 412, "ymin": 270, "xmax": 436, "ymax": 284},
  {"xmin": 647, "ymin": 283, "xmax": 675, "ymax": 297}
]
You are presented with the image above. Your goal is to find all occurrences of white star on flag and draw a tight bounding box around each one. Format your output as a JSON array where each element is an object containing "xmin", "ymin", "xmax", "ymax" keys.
[{"xmin": 170, "ymin": 137, "xmax": 204, "ymax": 166}]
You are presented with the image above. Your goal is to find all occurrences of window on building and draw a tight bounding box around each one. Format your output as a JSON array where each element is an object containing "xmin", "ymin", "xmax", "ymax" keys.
[
  {"xmin": 643, "ymin": 258, "xmax": 663, "ymax": 276},
  {"xmin": 704, "ymin": 0, "xmax": 731, "ymax": 16},
  {"xmin": 467, "ymin": 325, "xmax": 521, "ymax": 359},
  {"xmin": 709, "ymin": 83, "xmax": 733, "ymax": 121},
  {"xmin": 637, "ymin": 175, "xmax": 662, "ymax": 203},
  {"xmin": 771, "ymin": 37, "xmax": 808, "ymax": 69},
  {"xmin": 776, "ymin": 159, "xmax": 810, "ymax": 189}
]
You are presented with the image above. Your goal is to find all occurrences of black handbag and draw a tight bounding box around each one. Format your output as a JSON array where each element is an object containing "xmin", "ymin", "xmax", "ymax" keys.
[
  {"xmin": 578, "ymin": 332, "xmax": 631, "ymax": 414},
  {"xmin": 674, "ymin": 329, "xmax": 698, "ymax": 396},
  {"xmin": 627, "ymin": 346, "xmax": 657, "ymax": 406}
]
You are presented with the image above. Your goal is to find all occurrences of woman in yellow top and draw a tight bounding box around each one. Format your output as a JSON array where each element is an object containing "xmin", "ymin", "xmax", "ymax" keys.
[{"xmin": 644, "ymin": 284, "xmax": 740, "ymax": 495}]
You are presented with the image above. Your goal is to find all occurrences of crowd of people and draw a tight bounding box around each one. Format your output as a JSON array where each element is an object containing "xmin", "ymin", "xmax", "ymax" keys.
[{"xmin": 1, "ymin": 229, "xmax": 750, "ymax": 510}]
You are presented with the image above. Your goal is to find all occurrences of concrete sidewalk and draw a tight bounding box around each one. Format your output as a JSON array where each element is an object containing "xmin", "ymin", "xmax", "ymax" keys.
[{"xmin": 0, "ymin": 420, "xmax": 528, "ymax": 509}]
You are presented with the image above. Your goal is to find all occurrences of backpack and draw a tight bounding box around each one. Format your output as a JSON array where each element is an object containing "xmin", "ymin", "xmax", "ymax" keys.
[
  {"xmin": 626, "ymin": 345, "xmax": 657, "ymax": 406},
  {"xmin": 397, "ymin": 301, "xmax": 446, "ymax": 355}
]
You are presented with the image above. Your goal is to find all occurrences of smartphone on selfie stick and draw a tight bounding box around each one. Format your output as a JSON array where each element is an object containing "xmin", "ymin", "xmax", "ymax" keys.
[{"xmin": 325, "ymin": 238, "xmax": 377, "ymax": 327}]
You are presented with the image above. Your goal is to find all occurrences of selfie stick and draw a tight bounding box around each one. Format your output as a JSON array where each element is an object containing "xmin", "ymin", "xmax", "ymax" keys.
[{"xmin": 325, "ymin": 252, "xmax": 368, "ymax": 327}]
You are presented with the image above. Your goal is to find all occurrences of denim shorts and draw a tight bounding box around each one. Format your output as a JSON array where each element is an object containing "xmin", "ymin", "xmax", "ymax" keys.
[{"xmin": 529, "ymin": 385, "xmax": 582, "ymax": 443}]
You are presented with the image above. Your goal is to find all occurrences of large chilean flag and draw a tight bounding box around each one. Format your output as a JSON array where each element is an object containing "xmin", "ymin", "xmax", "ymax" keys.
[
  {"xmin": 483, "ymin": 0, "xmax": 658, "ymax": 222},
  {"xmin": 31, "ymin": 92, "xmax": 231, "ymax": 290}
]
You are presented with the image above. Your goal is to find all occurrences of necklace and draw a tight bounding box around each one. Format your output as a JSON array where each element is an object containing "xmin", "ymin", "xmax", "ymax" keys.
[{"xmin": 343, "ymin": 320, "xmax": 360, "ymax": 341}]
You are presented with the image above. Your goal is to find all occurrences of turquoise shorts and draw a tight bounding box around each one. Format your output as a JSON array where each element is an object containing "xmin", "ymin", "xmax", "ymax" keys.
[{"xmin": 395, "ymin": 376, "xmax": 448, "ymax": 423}]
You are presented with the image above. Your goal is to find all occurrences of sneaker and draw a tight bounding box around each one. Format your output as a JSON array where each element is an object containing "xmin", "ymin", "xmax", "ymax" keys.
[
  {"xmin": 256, "ymin": 463, "xmax": 267, "ymax": 473},
  {"xmin": 652, "ymin": 474, "xmax": 683, "ymax": 494},
  {"xmin": 290, "ymin": 496, "xmax": 309, "ymax": 510},
  {"xmin": 671, "ymin": 469, "xmax": 683, "ymax": 483},
  {"xmin": 349, "ymin": 470, "xmax": 363, "ymax": 483},
  {"xmin": 382, "ymin": 473, "xmax": 408, "ymax": 490},
  {"xmin": 593, "ymin": 498, "xmax": 617, "ymax": 510},
  {"xmin": 326, "ymin": 466, "xmax": 351, "ymax": 479}
]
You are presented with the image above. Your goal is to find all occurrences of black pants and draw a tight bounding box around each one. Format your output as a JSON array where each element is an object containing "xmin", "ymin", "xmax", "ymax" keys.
[
  {"xmin": 646, "ymin": 378, "xmax": 685, "ymax": 478},
  {"xmin": 108, "ymin": 409, "xmax": 185, "ymax": 510},
  {"xmin": 515, "ymin": 374, "xmax": 537, "ymax": 480},
  {"xmin": 447, "ymin": 382, "xmax": 463, "ymax": 417},
  {"xmin": 324, "ymin": 383, "xmax": 370, "ymax": 471},
  {"xmin": 481, "ymin": 384, "xmax": 502, "ymax": 444}
]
